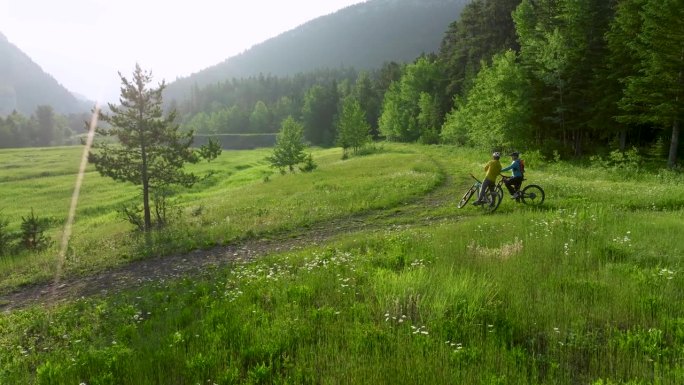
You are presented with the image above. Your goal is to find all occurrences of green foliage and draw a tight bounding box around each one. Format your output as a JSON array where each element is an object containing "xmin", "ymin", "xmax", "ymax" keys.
[
  {"xmin": 33, "ymin": 105, "xmax": 56, "ymax": 147},
  {"xmin": 177, "ymin": 70, "xmax": 358, "ymax": 136},
  {"xmin": 441, "ymin": 51, "xmax": 531, "ymax": 149},
  {"xmin": 19, "ymin": 209, "xmax": 51, "ymax": 251},
  {"xmin": 513, "ymin": 0, "xmax": 616, "ymax": 156},
  {"xmin": 616, "ymin": 0, "xmax": 684, "ymax": 167},
  {"xmin": 418, "ymin": 127, "xmax": 440, "ymax": 145},
  {"xmin": 0, "ymin": 107, "xmax": 81, "ymax": 149},
  {"xmin": 353, "ymin": 71, "xmax": 382, "ymax": 137},
  {"xmin": 378, "ymin": 82, "xmax": 405, "ymax": 141},
  {"xmin": 196, "ymin": 138, "xmax": 222, "ymax": 161},
  {"xmin": 0, "ymin": 215, "xmax": 15, "ymax": 256},
  {"xmin": 298, "ymin": 153, "xmax": 318, "ymax": 173},
  {"xmin": 272, "ymin": 96, "xmax": 297, "ymax": 129},
  {"xmin": 379, "ymin": 57, "xmax": 442, "ymax": 142},
  {"xmin": 336, "ymin": 97, "xmax": 371, "ymax": 155},
  {"xmin": 438, "ymin": 0, "xmax": 520, "ymax": 101},
  {"xmin": 266, "ymin": 116, "xmax": 307, "ymax": 173},
  {"xmin": 249, "ymin": 100, "xmax": 272, "ymax": 133},
  {"xmin": 89, "ymin": 65, "xmax": 217, "ymax": 231},
  {"xmin": 417, "ymin": 92, "xmax": 441, "ymax": 144},
  {"xmin": 589, "ymin": 147, "xmax": 644, "ymax": 172},
  {"xmin": 302, "ymin": 83, "xmax": 339, "ymax": 147}
]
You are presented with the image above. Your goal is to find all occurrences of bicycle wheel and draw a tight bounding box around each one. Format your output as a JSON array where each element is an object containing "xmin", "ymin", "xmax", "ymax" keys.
[
  {"xmin": 482, "ymin": 188, "xmax": 502, "ymax": 213},
  {"xmin": 496, "ymin": 185, "xmax": 504, "ymax": 200},
  {"xmin": 457, "ymin": 186, "xmax": 477, "ymax": 208},
  {"xmin": 521, "ymin": 185, "xmax": 545, "ymax": 206}
]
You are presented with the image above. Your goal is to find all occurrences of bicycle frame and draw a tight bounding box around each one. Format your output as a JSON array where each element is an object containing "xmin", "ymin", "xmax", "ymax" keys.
[
  {"xmin": 457, "ymin": 174, "xmax": 545, "ymax": 212},
  {"xmin": 456, "ymin": 174, "xmax": 501, "ymax": 211}
]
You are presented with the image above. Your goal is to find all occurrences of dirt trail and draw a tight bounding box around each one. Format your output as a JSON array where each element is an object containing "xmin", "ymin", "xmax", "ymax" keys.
[{"xmin": 1, "ymin": 168, "xmax": 459, "ymax": 312}]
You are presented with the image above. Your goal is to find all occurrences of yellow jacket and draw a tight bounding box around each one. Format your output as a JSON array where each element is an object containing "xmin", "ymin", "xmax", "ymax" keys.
[{"xmin": 484, "ymin": 160, "xmax": 502, "ymax": 182}]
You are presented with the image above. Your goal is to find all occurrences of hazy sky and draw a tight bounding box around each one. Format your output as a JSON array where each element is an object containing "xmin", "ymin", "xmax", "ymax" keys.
[{"xmin": 0, "ymin": 0, "xmax": 367, "ymax": 103}]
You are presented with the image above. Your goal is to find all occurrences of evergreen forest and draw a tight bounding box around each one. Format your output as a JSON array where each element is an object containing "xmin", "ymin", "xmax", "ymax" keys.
[
  {"xmin": 170, "ymin": 0, "xmax": 683, "ymax": 167},
  {"xmin": 1, "ymin": 0, "xmax": 682, "ymax": 168},
  {"xmin": 0, "ymin": 107, "xmax": 88, "ymax": 148}
]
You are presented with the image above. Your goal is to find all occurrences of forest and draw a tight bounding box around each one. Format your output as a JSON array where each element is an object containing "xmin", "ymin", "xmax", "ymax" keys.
[
  {"xmin": 169, "ymin": 0, "xmax": 681, "ymax": 167},
  {"xmin": 0, "ymin": 107, "xmax": 87, "ymax": 148},
  {"xmin": 3, "ymin": 0, "xmax": 682, "ymax": 168}
]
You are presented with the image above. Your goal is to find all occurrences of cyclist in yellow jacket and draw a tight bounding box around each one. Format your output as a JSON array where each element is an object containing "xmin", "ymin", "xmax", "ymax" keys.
[{"xmin": 473, "ymin": 152, "xmax": 502, "ymax": 206}]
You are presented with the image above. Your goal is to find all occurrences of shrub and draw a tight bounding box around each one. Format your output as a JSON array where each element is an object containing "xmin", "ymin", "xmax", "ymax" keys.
[
  {"xmin": 0, "ymin": 215, "xmax": 16, "ymax": 256},
  {"xmin": 299, "ymin": 153, "xmax": 318, "ymax": 173},
  {"xmin": 590, "ymin": 147, "xmax": 643, "ymax": 171},
  {"xmin": 20, "ymin": 209, "xmax": 51, "ymax": 251},
  {"xmin": 266, "ymin": 116, "xmax": 307, "ymax": 173}
]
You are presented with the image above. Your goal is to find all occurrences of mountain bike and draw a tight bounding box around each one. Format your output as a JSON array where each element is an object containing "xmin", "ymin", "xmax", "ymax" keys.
[
  {"xmin": 457, "ymin": 174, "xmax": 545, "ymax": 213},
  {"xmin": 457, "ymin": 174, "xmax": 502, "ymax": 213}
]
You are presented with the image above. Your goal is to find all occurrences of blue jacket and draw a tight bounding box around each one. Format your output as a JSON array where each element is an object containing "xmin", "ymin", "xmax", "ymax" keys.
[{"xmin": 502, "ymin": 159, "xmax": 523, "ymax": 178}]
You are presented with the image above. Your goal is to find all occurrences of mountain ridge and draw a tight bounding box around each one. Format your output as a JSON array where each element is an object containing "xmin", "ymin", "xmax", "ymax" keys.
[
  {"xmin": 0, "ymin": 0, "xmax": 467, "ymax": 116},
  {"xmin": 0, "ymin": 32, "xmax": 91, "ymax": 116},
  {"xmin": 164, "ymin": 0, "xmax": 469, "ymax": 103}
]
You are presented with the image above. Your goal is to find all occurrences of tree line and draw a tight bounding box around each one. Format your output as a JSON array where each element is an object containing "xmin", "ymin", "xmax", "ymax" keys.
[
  {"xmin": 173, "ymin": 67, "xmax": 393, "ymax": 145},
  {"xmin": 0, "ymin": 107, "xmax": 88, "ymax": 148},
  {"xmin": 175, "ymin": 0, "xmax": 680, "ymax": 167},
  {"xmin": 447, "ymin": 0, "xmax": 682, "ymax": 168},
  {"xmin": 385, "ymin": 0, "xmax": 682, "ymax": 167},
  {"xmin": 2, "ymin": 0, "xmax": 681, "ymax": 167}
]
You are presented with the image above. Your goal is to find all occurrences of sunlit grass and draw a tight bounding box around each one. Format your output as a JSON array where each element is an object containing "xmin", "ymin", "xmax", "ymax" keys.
[
  {"xmin": 1, "ymin": 143, "xmax": 683, "ymax": 384},
  {"xmin": 0, "ymin": 144, "xmax": 443, "ymax": 292},
  {"xmin": 1, "ymin": 204, "xmax": 682, "ymax": 384}
]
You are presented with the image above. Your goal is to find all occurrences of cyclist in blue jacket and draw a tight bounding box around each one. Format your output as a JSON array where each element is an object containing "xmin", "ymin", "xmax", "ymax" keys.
[{"xmin": 501, "ymin": 152, "xmax": 524, "ymax": 198}]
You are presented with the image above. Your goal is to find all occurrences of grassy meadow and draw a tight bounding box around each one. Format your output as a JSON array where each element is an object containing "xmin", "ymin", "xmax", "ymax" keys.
[
  {"xmin": 0, "ymin": 144, "xmax": 443, "ymax": 291},
  {"xmin": 1, "ymin": 143, "xmax": 683, "ymax": 384}
]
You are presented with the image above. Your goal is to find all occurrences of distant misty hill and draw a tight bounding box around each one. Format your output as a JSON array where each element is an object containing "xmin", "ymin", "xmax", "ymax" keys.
[
  {"xmin": 0, "ymin": 32, "xmax": 90, "ymax": 116},
  {"xmin": 165, "ymin": 0, "xmax": 469, "ymax": 102}
]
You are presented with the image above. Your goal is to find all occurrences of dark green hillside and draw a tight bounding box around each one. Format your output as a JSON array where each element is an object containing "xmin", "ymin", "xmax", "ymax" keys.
[
  {"xmin": 164, "ymin": 0, "xmax": 469, "ymax": 103},
  {"xmin": 0, "ymin": 32, "xmax": 89, "ymax": 116}
]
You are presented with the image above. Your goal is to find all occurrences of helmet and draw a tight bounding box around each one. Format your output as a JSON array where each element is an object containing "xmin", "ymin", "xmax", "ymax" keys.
[
  {"xmin": 509, "ymin": 152, "xmax": 519, "ymax": 157},
  {"xmin": 492, "ymin": 152, "xmax": 501, "ymax": 159}
]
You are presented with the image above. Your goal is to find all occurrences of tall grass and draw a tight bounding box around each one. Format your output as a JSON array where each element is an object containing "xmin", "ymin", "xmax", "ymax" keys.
[
  {"xmin": 0, "ymin": 145, "xmax": 443, "ymax": 292},
  {"xmin": 1, "ymin": 144, "xmax": 682, "ymax": 384},
  {"xmin": 2, "ymin": 204, "xmax": 683, "ymax": 383}
]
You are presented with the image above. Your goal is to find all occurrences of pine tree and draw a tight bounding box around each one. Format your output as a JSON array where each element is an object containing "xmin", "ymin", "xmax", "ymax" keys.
[
  {"xmin": 438, "ymin": 0, "xmax": 520, "ymax": 103},
  {"xmin": 20, "ymin": 209, "xmax": 50, "ymax": 251},
  {"xmin": 618, "ymin": 0, "xmax": 683, "ymax": 167},
  {"xmin": 513, "ymin": 0, "xmax": 616, "ymax": 155},
  {"xmin": 302, "ymin": 82, "xmax": 339, "ymax": 147},
  {"xmin": 353, "ymin": 72, "xmax": 381, "ymax": 138},
  {"xmin": 337, "ymin": 97, "xmax": 371, "ymax": 155},
  {"xmin": 266, "ymin": 116, "xmax": 307, "ymax": 173},
  {"xmin": 88, "ymin": 64, "xmax": 221, "ymax": 231},
  {"xmin": 249, "ymin": 100, "xmax": 272, "ymax": 133},
  {"xmin": 34, "ymin": 105, "xmax": 56, "ymax": 146}
]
